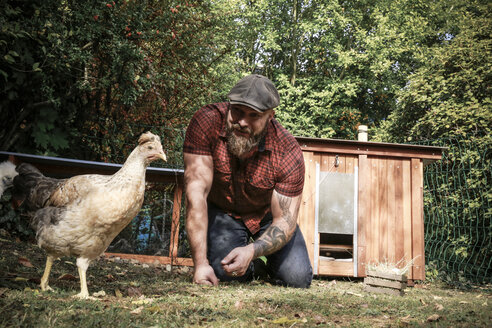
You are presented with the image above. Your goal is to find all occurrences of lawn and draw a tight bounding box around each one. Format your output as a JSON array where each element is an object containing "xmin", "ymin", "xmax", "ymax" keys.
[{"xmin": 0, "ymin": 230, "xmax": 490, "ymax": 328}]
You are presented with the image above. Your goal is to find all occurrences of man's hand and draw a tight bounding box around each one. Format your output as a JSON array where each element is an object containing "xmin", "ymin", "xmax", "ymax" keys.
[
  {"xmin": 193, "ymin": 263, "xmax": 219, "ymax": 286},
  {"xmin": 221, "ymin": 244, "xmax": 255, "ymax": 277}
]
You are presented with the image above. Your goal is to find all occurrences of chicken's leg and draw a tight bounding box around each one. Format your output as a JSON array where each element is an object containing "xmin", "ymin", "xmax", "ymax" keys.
[
  {"xmin": 40, "ymin": 255, "xmax": 54, "ymax": 291},
  {"xmin": 75, "ymin": 257, "xmax": 92, "ymax": 299}
]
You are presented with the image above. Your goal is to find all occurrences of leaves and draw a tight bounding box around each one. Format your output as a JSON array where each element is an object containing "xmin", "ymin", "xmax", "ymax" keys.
[
  {"xmin": 427, "ymin": 314, "xmax": 441, "ymax": 322},
  {"xmin": 18, "ymin": 257, "xmax": 33, "ymax": 268},
  {"xmin": 58, "ymin": 274, "xmax": 77, "ymax": 281}
]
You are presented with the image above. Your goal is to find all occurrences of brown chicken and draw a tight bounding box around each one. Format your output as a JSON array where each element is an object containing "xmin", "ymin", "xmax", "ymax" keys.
[{"xmin": 11, "ymin": 132, "xmax": 166, "ymax": 299}]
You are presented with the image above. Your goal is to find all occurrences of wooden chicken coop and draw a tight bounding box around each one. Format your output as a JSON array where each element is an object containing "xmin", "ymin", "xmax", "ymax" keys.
[{"xmin": 296, "ymin": 137, "xmax": 444, "ymax": 282}]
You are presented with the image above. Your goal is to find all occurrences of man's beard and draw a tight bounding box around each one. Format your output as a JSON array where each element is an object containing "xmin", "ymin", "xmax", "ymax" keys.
[{"xmin": 226, "ymin": 123, "xmax": 267, "ymax": 158}]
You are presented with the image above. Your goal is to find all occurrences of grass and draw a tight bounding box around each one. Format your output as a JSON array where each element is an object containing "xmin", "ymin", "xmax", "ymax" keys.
[{"xmin": 0, "ymin": 231, "xmax": 490, "ymax": 328}]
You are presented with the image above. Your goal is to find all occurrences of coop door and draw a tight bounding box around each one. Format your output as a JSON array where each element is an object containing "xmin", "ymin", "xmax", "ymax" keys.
[
  {"xmin": 314, "ymin": 163, "xmax": 358, "ymax": 276},
  {"xmin": 317, "ymin": 171, "xmax": 355, "ymax": 234}
]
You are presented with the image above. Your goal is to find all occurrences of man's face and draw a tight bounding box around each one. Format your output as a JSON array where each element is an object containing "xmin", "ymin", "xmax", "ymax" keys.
[{"xmin": 226, "ymin": 104, "xmax": 274, "ymax": 158}]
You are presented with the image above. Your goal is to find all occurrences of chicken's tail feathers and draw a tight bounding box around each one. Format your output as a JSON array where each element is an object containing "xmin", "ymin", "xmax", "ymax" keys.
[
  {"xmin": 0, "ymin": 160, "xmax": 18, "ymax": 198},
  {"xmin": 12, "ymin": 163, "xmax": 49, "ymax": 209}
]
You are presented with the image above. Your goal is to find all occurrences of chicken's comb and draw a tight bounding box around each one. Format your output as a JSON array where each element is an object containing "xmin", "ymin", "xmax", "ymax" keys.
[{"xmin": 138, "ymin": 131, "xmax": 160, "ymax": 145}]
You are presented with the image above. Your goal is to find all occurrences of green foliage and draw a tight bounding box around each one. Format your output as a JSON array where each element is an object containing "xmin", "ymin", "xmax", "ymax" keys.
[
  {"xmin": 0, "ymin": 0, "xmax": 238, "ymax": 161},
  {"xmin": 227, "ymin": 0, "xmax": 461, "ymax": 139},
  {"xmin": 0, "ymin": 0, "xmax": 80, "ymax": 154},
  {"xmin": 372, "ymin": 1, "xmax": 491, "ymax": 284},
  {"xmin": 0, "ymin": 190, "xmax": 32, "ymax": 239},
  {"xmin": 373, "ymin": 1, "xmax": 491, "ymax": 144}
]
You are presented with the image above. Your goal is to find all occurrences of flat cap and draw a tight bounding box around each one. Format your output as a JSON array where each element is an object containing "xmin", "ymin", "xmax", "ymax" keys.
[{"xmin": 227, "ymin": 74, "xmax": 280, "ymax": 112}]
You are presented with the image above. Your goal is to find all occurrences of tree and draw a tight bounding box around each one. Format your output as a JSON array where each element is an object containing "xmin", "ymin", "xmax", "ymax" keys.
[
  {"xmin": 0, "ymin": 0, "xmax": 238, "ymax": 165},
  {"xmin": 373, "ymin": 1, "xmax": 491, "ymax": 144},
  {"xmin": 373, "ymin": 0, "xmax": 491, "ymax": 283},
  {"xmin": 228, "ymin": 0, "xmax": 453, "ymax": 139}
]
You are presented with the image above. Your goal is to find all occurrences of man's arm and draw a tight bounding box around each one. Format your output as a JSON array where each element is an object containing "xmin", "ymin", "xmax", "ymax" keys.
[
  {"xmin": 184, "ymin": 153, "xmax": 217, "ymax": 285},
  {"xmin": 220, "ymin": 190, "xmax": 302, "ymax": 276},
  {"xmin": 253, "ymin": 190, "xmax": 301, "ymax": 258}
]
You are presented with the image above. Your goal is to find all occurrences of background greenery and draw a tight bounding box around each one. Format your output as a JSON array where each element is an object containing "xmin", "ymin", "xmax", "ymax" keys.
[{"xmin": 1, "ymin": 0, "xmax": 490, "ymax": 284}]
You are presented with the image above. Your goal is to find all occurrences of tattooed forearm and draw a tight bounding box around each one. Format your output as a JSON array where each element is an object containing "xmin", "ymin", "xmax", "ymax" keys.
[
  {"xmin": 253, "ymin": 226, "xmax": 287, "ymax": 258},
  {"xmin": 252, "ymin": 193, "xmax": 301, "ymax": 258},
  {"xmin": 277, "ymin": 194, "xmax": 297, "ymax": 230}
]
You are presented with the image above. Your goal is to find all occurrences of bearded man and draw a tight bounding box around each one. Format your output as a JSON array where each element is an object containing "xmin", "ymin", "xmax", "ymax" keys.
[{"xmin": 183, "ymin": 74, "xmax": 312, "ymax": 288}]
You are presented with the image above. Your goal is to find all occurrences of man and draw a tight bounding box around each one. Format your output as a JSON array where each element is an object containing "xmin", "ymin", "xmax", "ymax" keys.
[{"xmin": 183, "ymin": 74, "xmax": 312, "ymax": 288}]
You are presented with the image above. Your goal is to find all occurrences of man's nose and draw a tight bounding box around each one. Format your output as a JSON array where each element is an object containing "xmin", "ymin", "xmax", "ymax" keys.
[{"xmin": 237, "ymin": 117, "xmax": 248, "ymax": 128}]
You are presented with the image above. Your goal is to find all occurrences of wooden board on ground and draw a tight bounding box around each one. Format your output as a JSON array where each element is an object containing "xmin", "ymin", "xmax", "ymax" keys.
[
  {"xmin": 366, "ymin": 269, "xmax": 408, "ymax": 282},
  {"xmin": 364, "ymin": 285, "xmax": 405, "ymax": 297},
  {"xmin": 364, "ymin": 276, "xmax": 407, "ymax": 289}
]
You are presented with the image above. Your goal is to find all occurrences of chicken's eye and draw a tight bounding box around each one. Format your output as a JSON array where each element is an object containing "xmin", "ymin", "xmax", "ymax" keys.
[{"xmin": 147, "ymin": 145, "xmax": 154, "ymax": 150}]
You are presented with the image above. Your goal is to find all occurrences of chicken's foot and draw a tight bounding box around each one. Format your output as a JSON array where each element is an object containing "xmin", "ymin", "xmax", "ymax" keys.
[
  {"xmin": 40, "ymin": 255, "xmax": 54, "ymax": 292},
  {"xmin": 74, "ymin": 257, "xmax": 95, "ymax": 299}
]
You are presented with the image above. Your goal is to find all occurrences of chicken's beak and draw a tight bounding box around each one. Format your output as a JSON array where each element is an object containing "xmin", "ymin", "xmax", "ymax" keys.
[{"xmin": 158, "ymin": 152, "xmax": 167, "ymax": 162}]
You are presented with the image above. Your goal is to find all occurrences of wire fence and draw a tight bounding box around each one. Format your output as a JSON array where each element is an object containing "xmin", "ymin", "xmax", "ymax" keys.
[
  {"xmin": 108, "ymin": 184, "xmax": 190, "ymax": 259},
  {"xmin": 417, "ymin": 136, "xmax": 491, "ymax": 285}
]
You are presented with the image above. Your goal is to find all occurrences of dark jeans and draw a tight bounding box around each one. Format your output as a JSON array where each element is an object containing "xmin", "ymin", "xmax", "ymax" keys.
[{"xmin": 207, "ymin": 203, "xmax": 313, "ymax": 288}]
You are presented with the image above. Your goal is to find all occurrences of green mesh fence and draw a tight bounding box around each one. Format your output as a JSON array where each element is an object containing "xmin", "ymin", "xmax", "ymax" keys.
[
  {"xmin": 417, "ymin": 136, "xmax": 491, "ymax": 285},
  {"xmin": 108, "ymin": 183, "xmax": 190, "ymax": 259}
]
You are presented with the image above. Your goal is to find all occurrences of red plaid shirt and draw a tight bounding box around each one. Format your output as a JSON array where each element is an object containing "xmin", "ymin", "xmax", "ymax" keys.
[{"xmin": 183, "ymin": 102, "xmax": 305, "ymax": 234}]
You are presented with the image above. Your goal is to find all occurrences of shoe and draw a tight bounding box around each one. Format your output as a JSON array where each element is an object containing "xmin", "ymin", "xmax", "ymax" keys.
[{"xmin": 252, "ymin": 258, "xmax": 270, "ymax": 280}]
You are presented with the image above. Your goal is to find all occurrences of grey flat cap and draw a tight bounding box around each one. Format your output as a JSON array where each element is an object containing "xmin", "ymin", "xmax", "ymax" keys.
[{"xmin": 227, "ymin": 74, "xmax": 280, "ymax": 112}]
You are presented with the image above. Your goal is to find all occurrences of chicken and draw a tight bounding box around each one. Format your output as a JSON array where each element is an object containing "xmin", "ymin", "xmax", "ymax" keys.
[
  {"xmin": 10, "ymin": 132, "xmax": 166, "ymax": 299},
  {"xmin": 0, "ymin": 160, "xmax": 18, "ymax": 198}
]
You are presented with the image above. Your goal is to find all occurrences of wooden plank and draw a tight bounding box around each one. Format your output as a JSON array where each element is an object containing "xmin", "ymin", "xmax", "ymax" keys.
[
  {"xmin": 319, "ymin": 244, "xmax": 353, "ymax": 251},
  {"xmin": 370, "ymin": 158, "xmax": 379, "ymax": 265},
  {"xmin": 318, "ymin": 259, "xmax": 354, "ymax": 276},
  {"xmin": 357, "ymin": 246, "xmax": 366, "ymax": 277},
  {"xmin": 320, "ymin": 153, "xmax": 330, "ymax": 172},
  {"xmin": 337, "ymin": 154, "xmax": 347, "ymax": 173},
  {"xmin": 411, "ymin": 158, "xmax": 425, "ymax": 280},
  {"xmin": 169, "ymin": 184, "xmax": 183, "ymax": 259},
  {"xmin": 345, "ymin": 156, "xmax": 355, "ymax": 174},
  {"xmin": 364, "ymin": 285, "xmax": 405, "ymax": 296},
  {"xmin": 387, "ymin": 159, "xmax": 396, "ymax": 264},
  {"xmin": 366, "ymin": 269, "xmax": 408, "ymax": 282},
  {"xmin": 312, "ymin": 152, "xmax": 321, "ymax": 273},
  {"xmin": 297, "ymin": 140, "xmax": 444, "ymax": 161},
  {"xmin": 402, "ymin": 160, "xmax": 413, "ymax": 280},
  {"xmin": 357, "ymin": 155, "xmax": 368, "ymax": 276},
  {"xmin": 394, "ymin": 160, "xmax": 405, "ymax": 267},
  {"xmin": 327, "ymin": 154, "xmax": 336, "ymax": 172},
  {"xmin": 378, "ymin": 158, "xmax": 388, "ymax": 263},
  {"xmin": 104, "ymin": 253, "xmax": 193, "ymax": 266},
  {"xmin": 299, "ymin": 151, "xmax": 317, "ymax": 270},
  {"xmin": 364, "ymin": 277, "xmax": 407, "ymax": 289}
]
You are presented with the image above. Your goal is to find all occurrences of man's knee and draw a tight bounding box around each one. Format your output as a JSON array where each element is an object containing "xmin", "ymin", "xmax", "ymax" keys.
[{"xmin": 275, "ymin": 265, "xmax": 313, "ymax": 288}]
